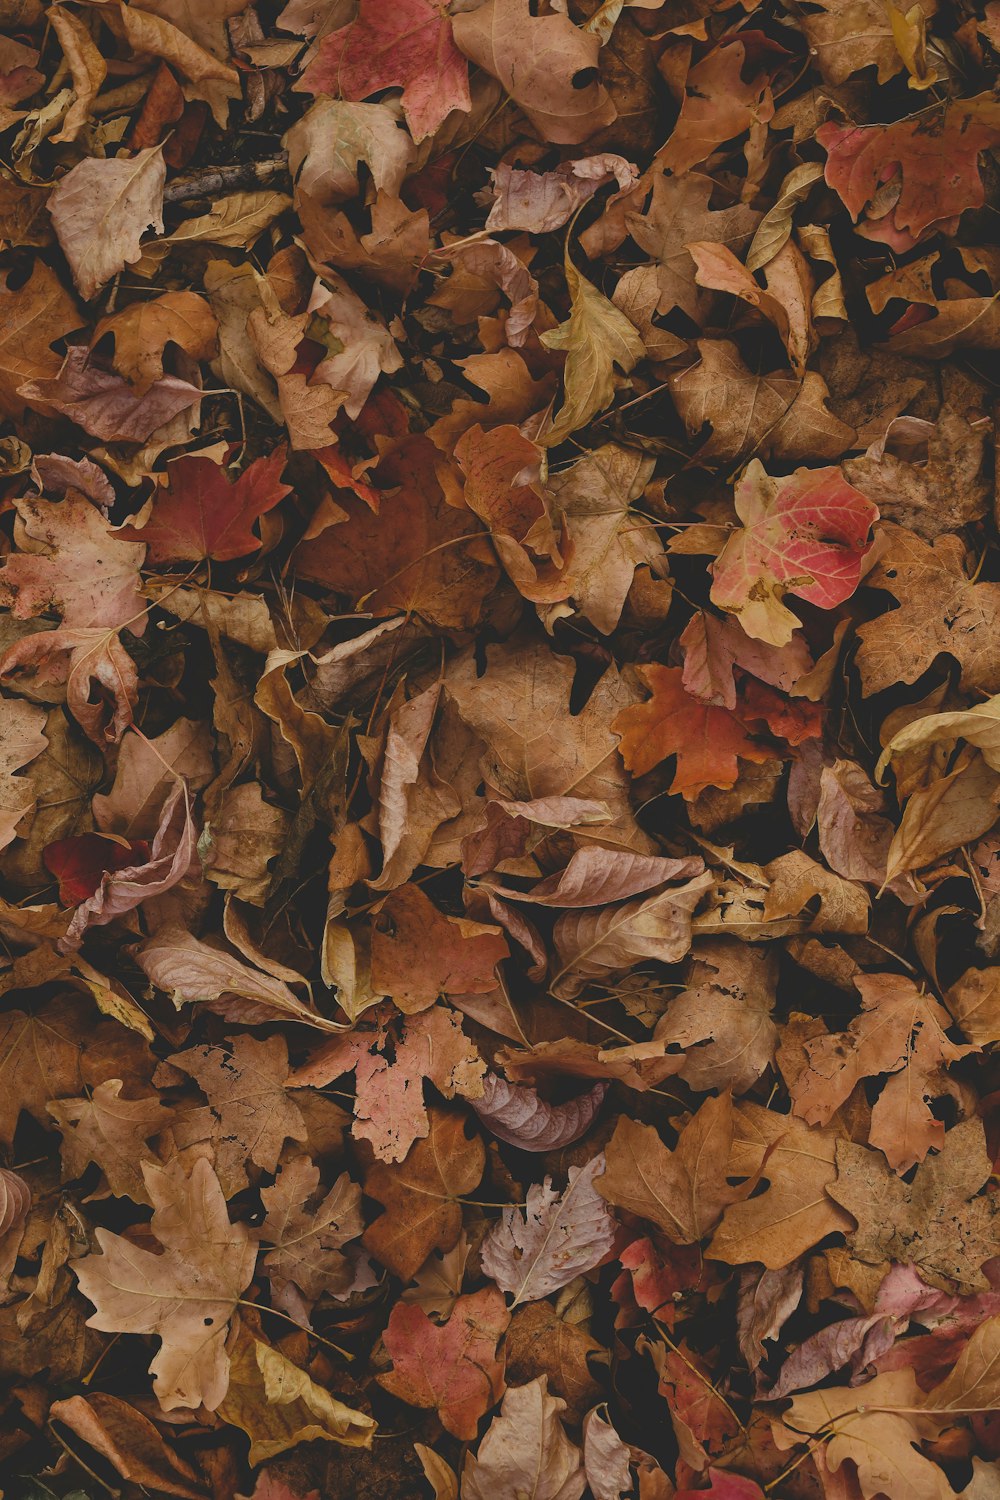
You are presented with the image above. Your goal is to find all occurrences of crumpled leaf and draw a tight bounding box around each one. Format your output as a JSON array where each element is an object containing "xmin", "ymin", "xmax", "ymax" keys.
[
  {"xmin": 470, "ymin": 1073, "xmax": 607, "ymax": 1151},
  {"xmin": 540, "ymin": 257, "xmax": 644, "ymax": 448}
]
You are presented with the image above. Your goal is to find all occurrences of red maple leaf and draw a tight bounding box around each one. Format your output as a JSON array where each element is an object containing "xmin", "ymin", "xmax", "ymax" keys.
[
  {"xmin": 295, "ymin": 0, "xmax": 471, "ymax": 143},
  {"xmin": 121, "ymin": 449, "xmax": 290, "ymax": 564}
]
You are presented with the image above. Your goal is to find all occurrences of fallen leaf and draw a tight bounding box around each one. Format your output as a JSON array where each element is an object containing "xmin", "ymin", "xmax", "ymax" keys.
[
  {"xmin": 378, "ymin": 1286, "xmax": 509, "ymax": 1438},
  {"xmin": 482, "ymin": 1154, "xmax": 618, "ymax": 1306},
  {"xmin": 48, "ymin": 146, "xmax": 167, "ymax": 300},
  {"xmin": 72, "ymin": 1156, "xmax": 256, "ymax": 1411}
]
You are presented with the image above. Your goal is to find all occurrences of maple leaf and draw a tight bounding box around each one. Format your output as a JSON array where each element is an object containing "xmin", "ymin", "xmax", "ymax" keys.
[
  {"xmin": 462, "ymin": 1376, "xmax": 585, "ymax": 1500},
  {"xmin": 708, "ymin": 1104, "xmax": 852, "ymax": 1268},
  {"xmin": 709, "ymin": 461, "xmax": 878, "ymax": 646},
  {"xmin": 292, "ymin": 435, "xmax": 500, "ymax": 629},
  {"xmin": 167, "ymin": 1034, "xmax": 307, "ymax": 1195},
  {"xmin": 0, "ymin": 696, "xmax": 47, "ymax": 853},
  {"xmin": 297, "ymin": 0, "xmax": 469, "ymax": 142},
  {"xmin": 260, "ymin": 1156, "xmax": 364, "ymax": 1301},
  {"xmin": 48, "ymin": 146, "xmax": 167, "ymax": 301},
  {"xmin": 799, "ymin": 0, "xmax": 937, "ymax": 84},
  {"xmin": 379, "ymin": 1287, "xmax": 509, "ymax": 1439},
  {"xmin": 0, "ymin": 491, "xmax": 145, "ymax": 633},
  {"xmin": 482, "ymin": 1154, "xmax": 618, "ymax": 1306},
  {"xmin": 120, "ymin": 449, "xmax": 289, "ymax": 563},
  {"xmin": 292, "ymin": 1004, "xmax": 485, "ymax": 1161},
  {"xmin": 660, "ymin": 37, "xmax": 778, "ymax": 176},
  {"xmin": 778, "ymin": 1369, "xmax": 951, "ymax": 1500},
  {"xmin": 670, "ymin": 339, "xmax": 853, "ymax": 465},
  {"xmin": 285, "ymin": 98, "xmax": 413, "ymax": 207},
  {"xmin": 653, "ymin": 941, "xmax": 779, "ymax": 1096},
  {"xmin": 818, "ymin": 95, "xmax": 1000, "ymax": 248},
  {"xmin": 0, "ymin": 260, "xmax": 80, "ymax": 419},
  {"xmin": 0, "ymin": 996, "xmax": 154, "ymax": 1147},
  {"xmin": 830, "ymin": 1119, "xmax": 1000, "ymax": 1295},
  {"xmin": 361, "ymin": 1106, "xmax": 485, "ymax": 1280},
  {"xmin": 92, "ymin": 290, "xmax": 218, "ymax": 395},
  {"xmin": 613, "ymin": 665, "xmax": 778, "ymax": 796},
  {"xmin": 856, "ymin": 521, "xmax": 1000, "ymax": 696},
  {"xmin": 369, "ymin": 884, "xmax": 508, "ymax": 1014},
  {"xmin": 47, "ymin": 1080, "xmax": 170, "ymax": 1204},
  {"xmin": 72, "ymin": 1156, "xmax": 256, "ymax": 1411},
  {"xmin": 789, "ymin": 973, "xmax": 973, "ymax": 1173},
  {"xmin": 452, "ymin": 0, "xmax": 615, "ymax": 146},
  {"xmin": 598, "ymin": 1096, "xmax": 739, "ymax": 1244}
]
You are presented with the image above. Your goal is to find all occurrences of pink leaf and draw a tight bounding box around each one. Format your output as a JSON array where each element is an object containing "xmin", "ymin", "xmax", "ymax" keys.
[
  {"xmin": 471, "ymin": 1072, "xmax": 607, "ymax": 1151},
  {"xmin": 710, "ymin": 460, "xmax": 879, "ymax": 646}
]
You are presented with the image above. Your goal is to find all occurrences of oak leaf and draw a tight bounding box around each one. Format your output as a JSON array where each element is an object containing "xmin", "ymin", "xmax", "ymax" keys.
[
  {"xmin": 72, "ymin": 1156, "xmax": 256, "ymax": 1411},
  {"xmin": 669, "ymin": 339, "xmax": 853, "ymax": 466},
  {"xmin": 653, "ymin": 941, "xmax": 779, "ymax": 1095},
  {"xmin": 378, "ymin": 1287, "xmax": 509, "ymax": 1439}
]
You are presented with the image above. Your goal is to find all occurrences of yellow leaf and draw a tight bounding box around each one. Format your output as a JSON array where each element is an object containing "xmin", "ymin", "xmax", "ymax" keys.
[{"xmin": 540, "ymin": 257, "xmax": 644, "ymax": 448}]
